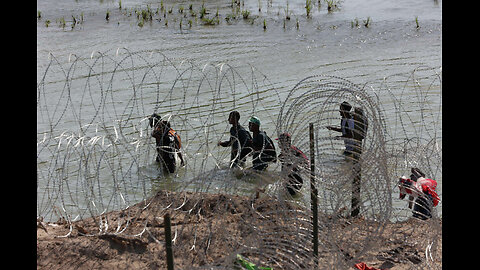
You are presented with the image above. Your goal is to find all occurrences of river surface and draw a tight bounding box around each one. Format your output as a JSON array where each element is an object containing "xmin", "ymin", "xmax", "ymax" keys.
[{"xmin": 37, "ymin": 0, "xmax": 442, "ymax": 221}]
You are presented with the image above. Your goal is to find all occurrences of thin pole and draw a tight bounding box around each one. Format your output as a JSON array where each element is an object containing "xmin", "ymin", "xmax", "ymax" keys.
[
  {"xmin": 164, "ymin": 213, "xmax": 174, "ymax": 270},
  {"xmin": 309, "ymin": 123, "xmax": 318, "ymax": 258},
  {"xmin": 351, "ymin": 147, "xmax": 361, "ymax": 217}
]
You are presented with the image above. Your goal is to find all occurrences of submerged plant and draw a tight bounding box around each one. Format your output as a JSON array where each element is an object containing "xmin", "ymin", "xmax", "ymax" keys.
[
  {"xmin": 285, "ymin": 2, "xmax": 291, "ymax": 20},
  {"xmin": 325, "ymin": 0, "xmax": 339, "ymax": 12},
  {"xmin": 200, "ymin": 4, "xmax": 207, "ymax": 19},
  {"xmin": 415, "ymin": 16, "xmax": 420, "ymax": 29},
  {"xmin": 71, "ymin": 15, "xmax": 77, "ymax": 29},
  {"xmin": 58, "ymin": 17, "xmax": 66, "ymax": 28},
  {"xmin": 306, "ymin": 0, "xmax": 313, "ymax": 18},
  {"xmin": 202, "ymin": 16, "xmax": 219, "ymax": 25},
  {"xmin": 351, "ymin": 18, "xmax": 359, "ymax": 28},
  {"xmin": 263, "ymin": 18, "xmax": 267, "ymax": 30},
  {"xmin": 363, "ymin": 17, "xmax": 371, "ymax": 28},
  {"xmin": 242, "ymin": 9, "xmax": 250, "ymax": 19}
]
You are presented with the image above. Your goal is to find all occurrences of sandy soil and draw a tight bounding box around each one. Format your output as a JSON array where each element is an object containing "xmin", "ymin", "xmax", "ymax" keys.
[{"xmin": 37, "ymin": 191, "xmax": 441, "ymax": 269}]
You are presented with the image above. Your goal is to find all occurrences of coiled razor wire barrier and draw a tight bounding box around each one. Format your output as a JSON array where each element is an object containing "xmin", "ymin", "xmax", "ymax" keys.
[{"xmin": 37, "ymin": 50, "xmax": 441, "ymax": 269}]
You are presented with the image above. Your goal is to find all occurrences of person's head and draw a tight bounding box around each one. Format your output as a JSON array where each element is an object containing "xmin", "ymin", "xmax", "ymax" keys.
[
  {"xmin": 248, "ymin": 116, "xmax": 260, "ymax": 132},
  {"xmin": 410, "ymin": 167, "xmax": 425, "ymax": 181},
  {"xmin": 148, "ymin": 113, "xmax": 161, "ymax": 128},
  {"xmin": 339, "ymin": 101, "xmax": 352, "ymax": 118},
  {"xmin": 228, "ymin": 111, "xmax": 240, "ymax": 125},
  {"xmin": 353, "ymin": 107, "xmax": 364, "ymax": 120},
  {"xmin": 276, "ymin": 132, "xmax": 291, "ymax": 150}
]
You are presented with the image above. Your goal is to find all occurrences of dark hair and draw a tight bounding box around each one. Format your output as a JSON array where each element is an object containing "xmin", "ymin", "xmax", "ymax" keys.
[
  {"xmin": 148, "ymin": 113, "xmax": 161, "ymax": 128},
  {"xmin": 411, "ymin": 168, "xmax": 425, "ymax": 178},
  {"xmin": 229, "ymin": 111, "xmax": 240, "ymax": 121},
  {"xmin": 340, "ymin": 101, "xmax": 352, "ymax": 111}
]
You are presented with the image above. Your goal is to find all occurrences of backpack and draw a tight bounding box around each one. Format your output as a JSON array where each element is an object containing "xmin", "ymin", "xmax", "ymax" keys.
[{"xmin": 263, "ymin": 133, "xmax": 277, "ymax": 163}]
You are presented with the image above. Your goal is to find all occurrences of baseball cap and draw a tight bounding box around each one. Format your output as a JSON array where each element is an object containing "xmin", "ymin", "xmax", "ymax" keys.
[{"xmin": 248, "ymin": 116, "xmax": 261, "ymax": 126}]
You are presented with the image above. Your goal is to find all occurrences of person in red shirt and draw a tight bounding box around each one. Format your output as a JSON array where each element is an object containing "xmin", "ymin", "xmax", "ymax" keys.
[
  {"xmin": 277, "ymin": 132, "xmax": 309, "ymax": 196},
  {"xmin": 398, "ymin": 168, "xmax": 440, "ymax": 220}
]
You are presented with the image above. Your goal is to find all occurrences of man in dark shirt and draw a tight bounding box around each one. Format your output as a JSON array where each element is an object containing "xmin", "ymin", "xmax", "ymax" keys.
[
  {"xmin": 247, "ymin": 116, "xmax": 276, "ymax": 171},
  {"xmin": 149, "ymin": 114, "xmax": 185, "ymax": 173},
  {"xmin": 326, "ymin": 101, "xmax": 355, "ymax": 156},
  {"xmin": 217, "ymin": 111, "xmax": 252, "ymax": 168}
]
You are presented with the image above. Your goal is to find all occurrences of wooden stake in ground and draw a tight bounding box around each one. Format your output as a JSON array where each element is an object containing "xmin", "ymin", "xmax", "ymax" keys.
[{"xmin": 164, "ymin": 213, "xmax": 174, "ymax": 270}]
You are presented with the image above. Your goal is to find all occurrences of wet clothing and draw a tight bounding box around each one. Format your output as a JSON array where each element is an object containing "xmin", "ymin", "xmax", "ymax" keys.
[
  {"xmin": 152, "ymin": 126, "xmax": 182, "ymax": 173},
  {"xmin": 219, "ymin": 124, "xmax": 252, "ymax": 168},
  {"xmin": 341, "ymin": 117, "xmax": 355, "ymax": 155},
  {"xmin": 279, "ymin": 145, "xmax": 309, "ymax": 195},
  {"xmin": 398, "ymin": 176, "xmax": 440, "ymax": 220},
  {"xmin": 250, "ymin": 131, "xmax": 277, "ymax": 170}
]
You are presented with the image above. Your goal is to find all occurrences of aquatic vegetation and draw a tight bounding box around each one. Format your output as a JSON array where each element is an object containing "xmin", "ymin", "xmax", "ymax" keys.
[
  {"xmin": 202, "ymin": 16, "xmax": 219, "ymax": 26},
  {"xmin": 325, "ymin": 0, "xmax": 339, "ymax": 12},
  {"xmin": 415, "ymin": 16, "xmax": 420, "ymax": 29},
  {"xmin": 35, "ymin": 0, "xmax": 395, "ymax": 32},
  {"xmin": 71, "ymin": 15, "xmax": 77, "ymax": 29},
  {"xmin": 285, "ymin": 2, "xmax": 291, "ymax": 20},
  {"xmin": 199, "ymin": 4, "xmax": 208, "ymax": 19},
  {"xmin": 351, "ymin": 18, "xmax": 359, "ymax": 28},
  {"xmin": 242, "ymin": 9, "xmax": 250, "ymax": 19},
  {"xmin": 225, "ymin": 13, "xmax": 238, "ymax": 23},
  {"xmin": 58, "ymin": 17, "xmax": 66, "ymax": 28},
  {"xmin": 45, "ymin": 20, "xmax": 50, "ymax": 27},
  {"xmin": 364, "ymin": 17, "xmax": 371, "ymax": 28},
  {"xmin": 306, "ymin": 0, "xmax": 313, "ymax": 18}
]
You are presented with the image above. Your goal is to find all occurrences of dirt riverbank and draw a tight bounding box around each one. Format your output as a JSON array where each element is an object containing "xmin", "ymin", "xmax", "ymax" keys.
[{"xmin": 37, "ymin": 191, "xmax": 441, "ymax": 269}]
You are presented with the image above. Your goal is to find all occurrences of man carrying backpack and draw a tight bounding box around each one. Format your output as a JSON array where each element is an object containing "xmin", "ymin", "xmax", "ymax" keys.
[{"xmin": 247, "ymin": 116, "xmax": 277, "ymax": 171}]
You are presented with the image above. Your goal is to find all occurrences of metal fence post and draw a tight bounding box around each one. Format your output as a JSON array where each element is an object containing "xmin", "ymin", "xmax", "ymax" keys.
[
  {"xmin": 309, "ymin": 123, "xmax": 318, "ymax": 258},
  {"xmin": 164, "ymin": 213, "xmax": 174, "ymax": 270}
]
